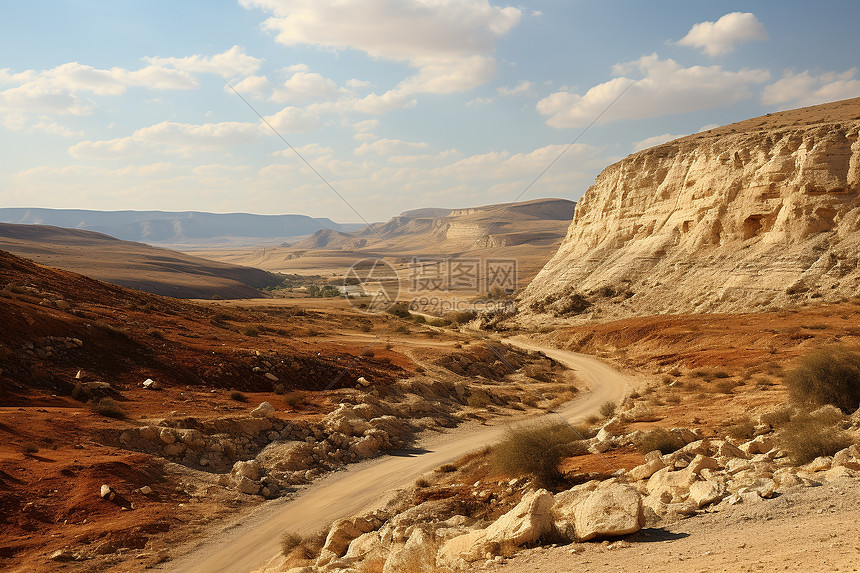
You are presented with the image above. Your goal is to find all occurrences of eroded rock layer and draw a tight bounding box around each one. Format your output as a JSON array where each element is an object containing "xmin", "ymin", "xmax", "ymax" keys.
[{"xmin": 522, "ymin": 97, "xmax": 860, "ymax": 319}]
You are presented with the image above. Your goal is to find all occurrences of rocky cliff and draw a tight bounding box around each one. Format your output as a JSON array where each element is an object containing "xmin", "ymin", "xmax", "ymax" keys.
[{"xmin": 521, "ymin": 97, "xmax": 860, "ymax": 320}]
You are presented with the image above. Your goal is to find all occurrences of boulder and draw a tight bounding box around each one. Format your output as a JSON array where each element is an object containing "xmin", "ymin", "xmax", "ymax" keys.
[
  {"xmin": 686, "ymin": 454, "xmax": 719, "ymax": 476},
  {"xmin": 99, "ymin": 484, "xmax": 115, "ymax": 500},
  {"xmin": 232, "ymin": 460, "xmax": 262, "ymax": 481},
  {"xmin": 142, "ymin": 378, "xmax": 159, "ymax": 390},
  {"xmin": 627, "ymin": 457, "xmax": 667, "ymax": 481},
  {"xmin": 317, "ymin": 516, "xmax": 377, "ymax": 565},
  {"xmin": 251, "ymin": 401, "xmax": 277, "ymax": 418},
  {"xmin": 483, "ymin": 488, "xmax": 554, "ymax": 546},
  {"xmin": 436, "ymin": 489, "xmax": 554, "ymax": 566},
  {"xmin": 646, "ymin": 467, "xmax": 696, "ymax": 503},
  {"xmin": 382, "ymin": 526, "xmax": 437, "ymax": 573},
  {"xmin": 688, "ymin": 479, "xmax": 726, "ymax": 508},
  {"xmin": 236, "ymin": 476, "xmax": 259, "ymax": 495},
  {"xmin": 740, "ymin": 434, "xmax": 775, "ymax": 456},
  {"xmin": 833, "ymin": 447, "xmax": 860, "ymax": 470},
  {"xmin": 572, "ymin": 484, "xmax": 644, "ymax": 541}
]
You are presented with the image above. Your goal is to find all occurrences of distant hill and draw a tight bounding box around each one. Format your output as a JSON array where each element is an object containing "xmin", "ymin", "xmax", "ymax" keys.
[
  {"xmin": 0, "ymin": 208, "xmax": 363, "ymax": 247},
  {"xmin": 205, "ymin": 198, "xmax": 576, "ymax": 286},
  {"xmin": 0, "ymin": 223, "xmax": 282, "ymax": 299}
]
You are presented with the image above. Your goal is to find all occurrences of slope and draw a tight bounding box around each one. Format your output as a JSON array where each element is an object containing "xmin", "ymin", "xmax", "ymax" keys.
[{"xmin": 0, "ymin": 223, "xmax": 282, "ymax": 299}]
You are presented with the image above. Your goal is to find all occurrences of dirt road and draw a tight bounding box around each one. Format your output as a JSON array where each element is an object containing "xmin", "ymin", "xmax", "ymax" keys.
[{"xmin": 160, "ymin": 337, "xmax": 632, "ymax": 573}]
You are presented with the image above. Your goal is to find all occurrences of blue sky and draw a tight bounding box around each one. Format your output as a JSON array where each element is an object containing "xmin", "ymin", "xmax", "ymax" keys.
[{"xmin": 1, "ymin": 1, "xmax": 859, "ymax": 223}]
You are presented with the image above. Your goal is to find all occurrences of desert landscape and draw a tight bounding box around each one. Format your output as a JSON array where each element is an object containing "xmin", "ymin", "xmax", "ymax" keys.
[{"xmin": 2, "ymin": 4, "xmax": 860, "ymax": 573}]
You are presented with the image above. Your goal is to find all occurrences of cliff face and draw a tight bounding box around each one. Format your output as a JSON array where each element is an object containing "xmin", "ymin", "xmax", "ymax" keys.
[{"xmin": 522, "ymin": 98, "xmax": 860, "ymax": 319}]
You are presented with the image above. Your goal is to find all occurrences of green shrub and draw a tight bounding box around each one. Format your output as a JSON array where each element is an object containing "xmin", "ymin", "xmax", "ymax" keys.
[
  {"xmin": 784, "ymin": 345, "xmax": 860, "ymax": 413},
  {"xmin": 635, "ymin": 428, "xmax": 684, "ymax": 455},
  {"xmin": 91, "ymin": 397, "xmax": 125, "ymax": 419},
  {"xmin": 492, "ymin": 421, "xmax": 586, "ymax": 487},
  {"xmin": 599, "ymin": 400, "xmax": 617, "ymax": 418},
  {"xmin": 779, "ymin": 411, "xmax": 852, "ymax": 464}
]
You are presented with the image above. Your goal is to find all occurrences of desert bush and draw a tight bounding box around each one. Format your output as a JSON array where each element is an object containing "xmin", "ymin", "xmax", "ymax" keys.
[
  {"xmin": 428, "ymin": 318, "xmax": 451, "ymax": 327},
  {"xmin": 492, "ymin": 421, "xmax": 586, "ymax": 487},
  {"xmin": 22, "ymin": 442, "xmax": 39, "ymax": 454},
  {"xmin": 715, "ymin": 380, "xmax": 737, "ymax": 394},
  {"xmin": 230, "ymin": 390, "xmax": 248, "ymax": 402},
  {"xmin": 725, "ymin": 417, "xmax": 756, "ymax": 441},
  {"xmin": 394, "ymin": 325, "xmax": 411, "ymax": 334},
  {"xmin": 760, "ymin": 407, "xmax": 793, "ymax": 428},
  {"xmin": 664, "ymin": 394, "xmax": 681, "ymax": 405},
  {"xmin": 280, "ymin": 532, "xmax": 304, "ymax": 557},
  {"xmin": 628, "ymin": 390, "xmax": 641, "ymax": 399},
  {"xmin": 445, "ymin": 310, "xmax": 477, "ymax": 325},
  {"xmin": 387, "ymin": 302, "xmax": 412, "ymax": 319},
  {"xmin": 90, "ymin": 397, "xmax": 125, "ymax": 419},
  {"xmin": 635, "ymin": 428, "xmax": 684, "ymax": 455},
  {"xmin": 667, "ymin": 367, "xmax": 682, "ymax": 377},
  {"xmin": 283, "ymin": 391, "xmax": 303, "ymax": 408},
  {"xmin": 713, "ymin": 371, "xmax": 731, "ymax": 379},
  {"xmin": 147, "ymin": 329, "xmax": 164, "ymax": 339},
  {"xmin": 784, "ymin": 345, "xmax": 860, "ymax": 413},
  {"xmin": 779, "ymin": 411, "xmax": 852, "ymax": 464},
  {"xmin": 437, "ymin": 464, "xmax": 458, "ymax": 473},
  {"xmin": 71, "ymin": 382, "xmax": 93, "ymax": 402},
  {"xmin": 599, "ymin": 400, "xmax": 617, "ymax": 418},
  {"xmin": 241, "ymin": 326, "xmax": 259, "ymax": 337}
]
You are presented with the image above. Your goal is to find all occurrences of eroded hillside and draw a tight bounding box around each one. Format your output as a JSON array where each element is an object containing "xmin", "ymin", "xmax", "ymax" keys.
[{"xmin": 521, "ymin": 97, "xmax": 860, "ymax": 321}]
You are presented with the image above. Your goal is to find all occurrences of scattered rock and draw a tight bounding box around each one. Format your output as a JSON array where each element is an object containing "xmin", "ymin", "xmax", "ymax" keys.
[
  {"xmin": 99, "ymin": 484, "xmax": 116, "ymax": 501},
  {"xmin": 251, "ymin": 401, "xmax": 276, "ymax": 418},
  {"xmin": 573, "ymin": 484, "xmax": 644, "ymax": 542}
]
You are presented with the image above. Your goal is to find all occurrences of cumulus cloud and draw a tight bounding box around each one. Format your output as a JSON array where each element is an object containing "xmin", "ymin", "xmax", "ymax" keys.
[
  {"xmin": 632, "ymin": 133, "xmax": 685, "ymax": 152},
  {"xmin": 677, "ymin": 12, "xmax": 768, "ymax": 57},
  {"xmin": 762, "ymin": 68, "xmax": 860, "ymax": 108},
  {"xmin": 498, "ymin": 80, "xmax": 535, "ymax": 97},
  {"xmin": 271, "ymin": 70, "xmax": 344, "ymax": 103},
  {"xmin": 537, "ymin": 54, "xmax": 770, "ymax": 128},
  {"xmin": 69, "ymin": 120, "xmax": 266, "ymax": 159},
  {"xmin": 354, "ymin": 138, "xmax": 429, "ymax": 156},
  {"xmin": 241, "ymin": 0, "xmax": 521, "ymax": 95},
  {"xmin": 144, "ymin": 46, "xmax": 262, "ymax": 78}
]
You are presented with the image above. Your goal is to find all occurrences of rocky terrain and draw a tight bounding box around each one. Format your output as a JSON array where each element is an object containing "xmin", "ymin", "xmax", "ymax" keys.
[
  {"xmin": 520, "ymin": 97, "xmax": 860, "ymax": 321},
  {"xmin": 0, "ymin": 248, "xmax": 581, "ymax": 572},
  {"xmin": 0, "ymin": 223, "xmax": 282, "ymax": 298},
  {"xmin": 254, "ymin": 398, "xmax": 860, "ymax": 573}
]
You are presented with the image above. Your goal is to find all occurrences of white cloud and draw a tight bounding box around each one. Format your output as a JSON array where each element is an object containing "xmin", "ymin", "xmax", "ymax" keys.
[
  {"xmin": 271, "ymin": 70, "xmax": 344, "ymax": 103},
  {"xmin": 29, "ymin": 121, "xmax": 83, "ymax": 137},
  {"xmin": 263, "ymin": 106, "xmax": 320, "ymax": 132},
  {"xmin": 467, "ymin": 96, "xmax": 493, "ymax": 106},
  {"xmin": 355, "ymin": 138, "xmax": 429, "ymax": 156},
  {"xmin": 632, "ymin": 133, "xmax": 685, "ymax": 152},
  {"xmin": 498, "ymin": 80, "xmax": 535, "ymax": 97},
  {"xmin": 762, "ymin": 68, "xmax": 860, "ymax": 108},
  {"xmin": 231, "ymin": 74, "xmax": 271, "ymax": 97},
  {"xmin": 677, "ymin": 12, "xmax": 768, "ymax": 57},
  {"xmin": 537, "ymin": 54, "xmax": 770, "ymax": 128},
  {"xmin": 697, "ymin": 123, "xmax": 721, "ymax": 132},
  {"xmin": 69, "ymin": 120, "xmax": 266, "ymax": 159},
  {"xmin": 241, "ymin": 0, "xmax": 521, "ymax": 95},
  {"xmin": 144, "ymin": 46, "xmax": 262, "ymax": 78},
  {"xmin": 352, "ymin": 119, "xmax": 379, "ymax": 133}
]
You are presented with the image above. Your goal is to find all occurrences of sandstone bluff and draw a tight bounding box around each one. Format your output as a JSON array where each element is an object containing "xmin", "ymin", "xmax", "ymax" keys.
[{"xmin": 522, "ymin": 97, "xmax": 860, "ymax": 320}]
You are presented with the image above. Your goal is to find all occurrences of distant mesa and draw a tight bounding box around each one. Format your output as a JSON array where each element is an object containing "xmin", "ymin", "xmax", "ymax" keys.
[{"xmin": 0, "ymin": 208, "xmax": 363, "ymax": 248}]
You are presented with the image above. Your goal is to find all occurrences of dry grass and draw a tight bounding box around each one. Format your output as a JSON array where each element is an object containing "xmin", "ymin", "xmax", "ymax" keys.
[
  {"xmin": 492, "ymin": 421, "xmax": 587, "ymax": 487},
  {"xmin": 635, "ymin": 428, "xmax": 684, "ymax": 455},
  {"xmin": 784, "ymin": 345, "xmax": 860, "ymax": 413}
]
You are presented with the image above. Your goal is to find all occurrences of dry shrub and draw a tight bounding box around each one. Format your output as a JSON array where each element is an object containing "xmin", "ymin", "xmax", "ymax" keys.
[
  {"xmin": 492, "ymin": 421, "xmax": 586, "ymax": 487},
  {"xmin": 725, "ymin": 417, "xmax": 756, "ymax": 441},
  {"xmin": 779, "ymin": 410, "xmax": 851, "ymax": 464},
  {"xmin": 599, "ymin": 400, "xmax": 617, "ymax": 418},
  {"xmin": 715, "ymin": 380, "xmax": 737, "ymax": 394},
  {"xmin": 90, "ymin": 397, "xmax": 125, "ymax": 419},
  {"xmin": 230, "ymin": 390, "xmax": 248, "ymax": 402},
  {"xmin": 635, "ymin": 428, "xmax": 684, "ymax": 455},
  {"xmin": 784, "ymin": 345, "xmax": 860, "ymax": 413}
]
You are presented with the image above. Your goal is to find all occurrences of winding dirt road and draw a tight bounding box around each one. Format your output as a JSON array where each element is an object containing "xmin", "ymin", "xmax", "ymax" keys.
[{"xmin": 160, "ymin": 337, "xmax": 632, "ymax": 573}]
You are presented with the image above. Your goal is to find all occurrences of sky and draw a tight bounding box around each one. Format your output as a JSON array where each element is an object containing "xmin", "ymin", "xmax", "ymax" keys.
[{"xmin": 1, "ymin": 1, "xmax": 859, "ymax": 224}]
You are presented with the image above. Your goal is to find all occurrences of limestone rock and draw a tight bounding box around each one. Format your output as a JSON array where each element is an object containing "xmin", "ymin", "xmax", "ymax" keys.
[
  {"xmin": 520, "ymin": 100, "xmax": 860, "ymax": 320},
  {"xmin": 99, "ymin": 484, "xmax": 115, "ymax": 500},
  {"xmin": 572, "ymin": 484, "xmax": 644, "ymax": 541},
  {"xmin": 382, "ymin": 526, "xmax": 437, "ymax": 573},
  {"xmin": 317, "ymin": 516, "xmax": 377, "ymax": 565},
  {"xmin": 251, "ymin": 401, "xmax": 276, "ymax": 418}
]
